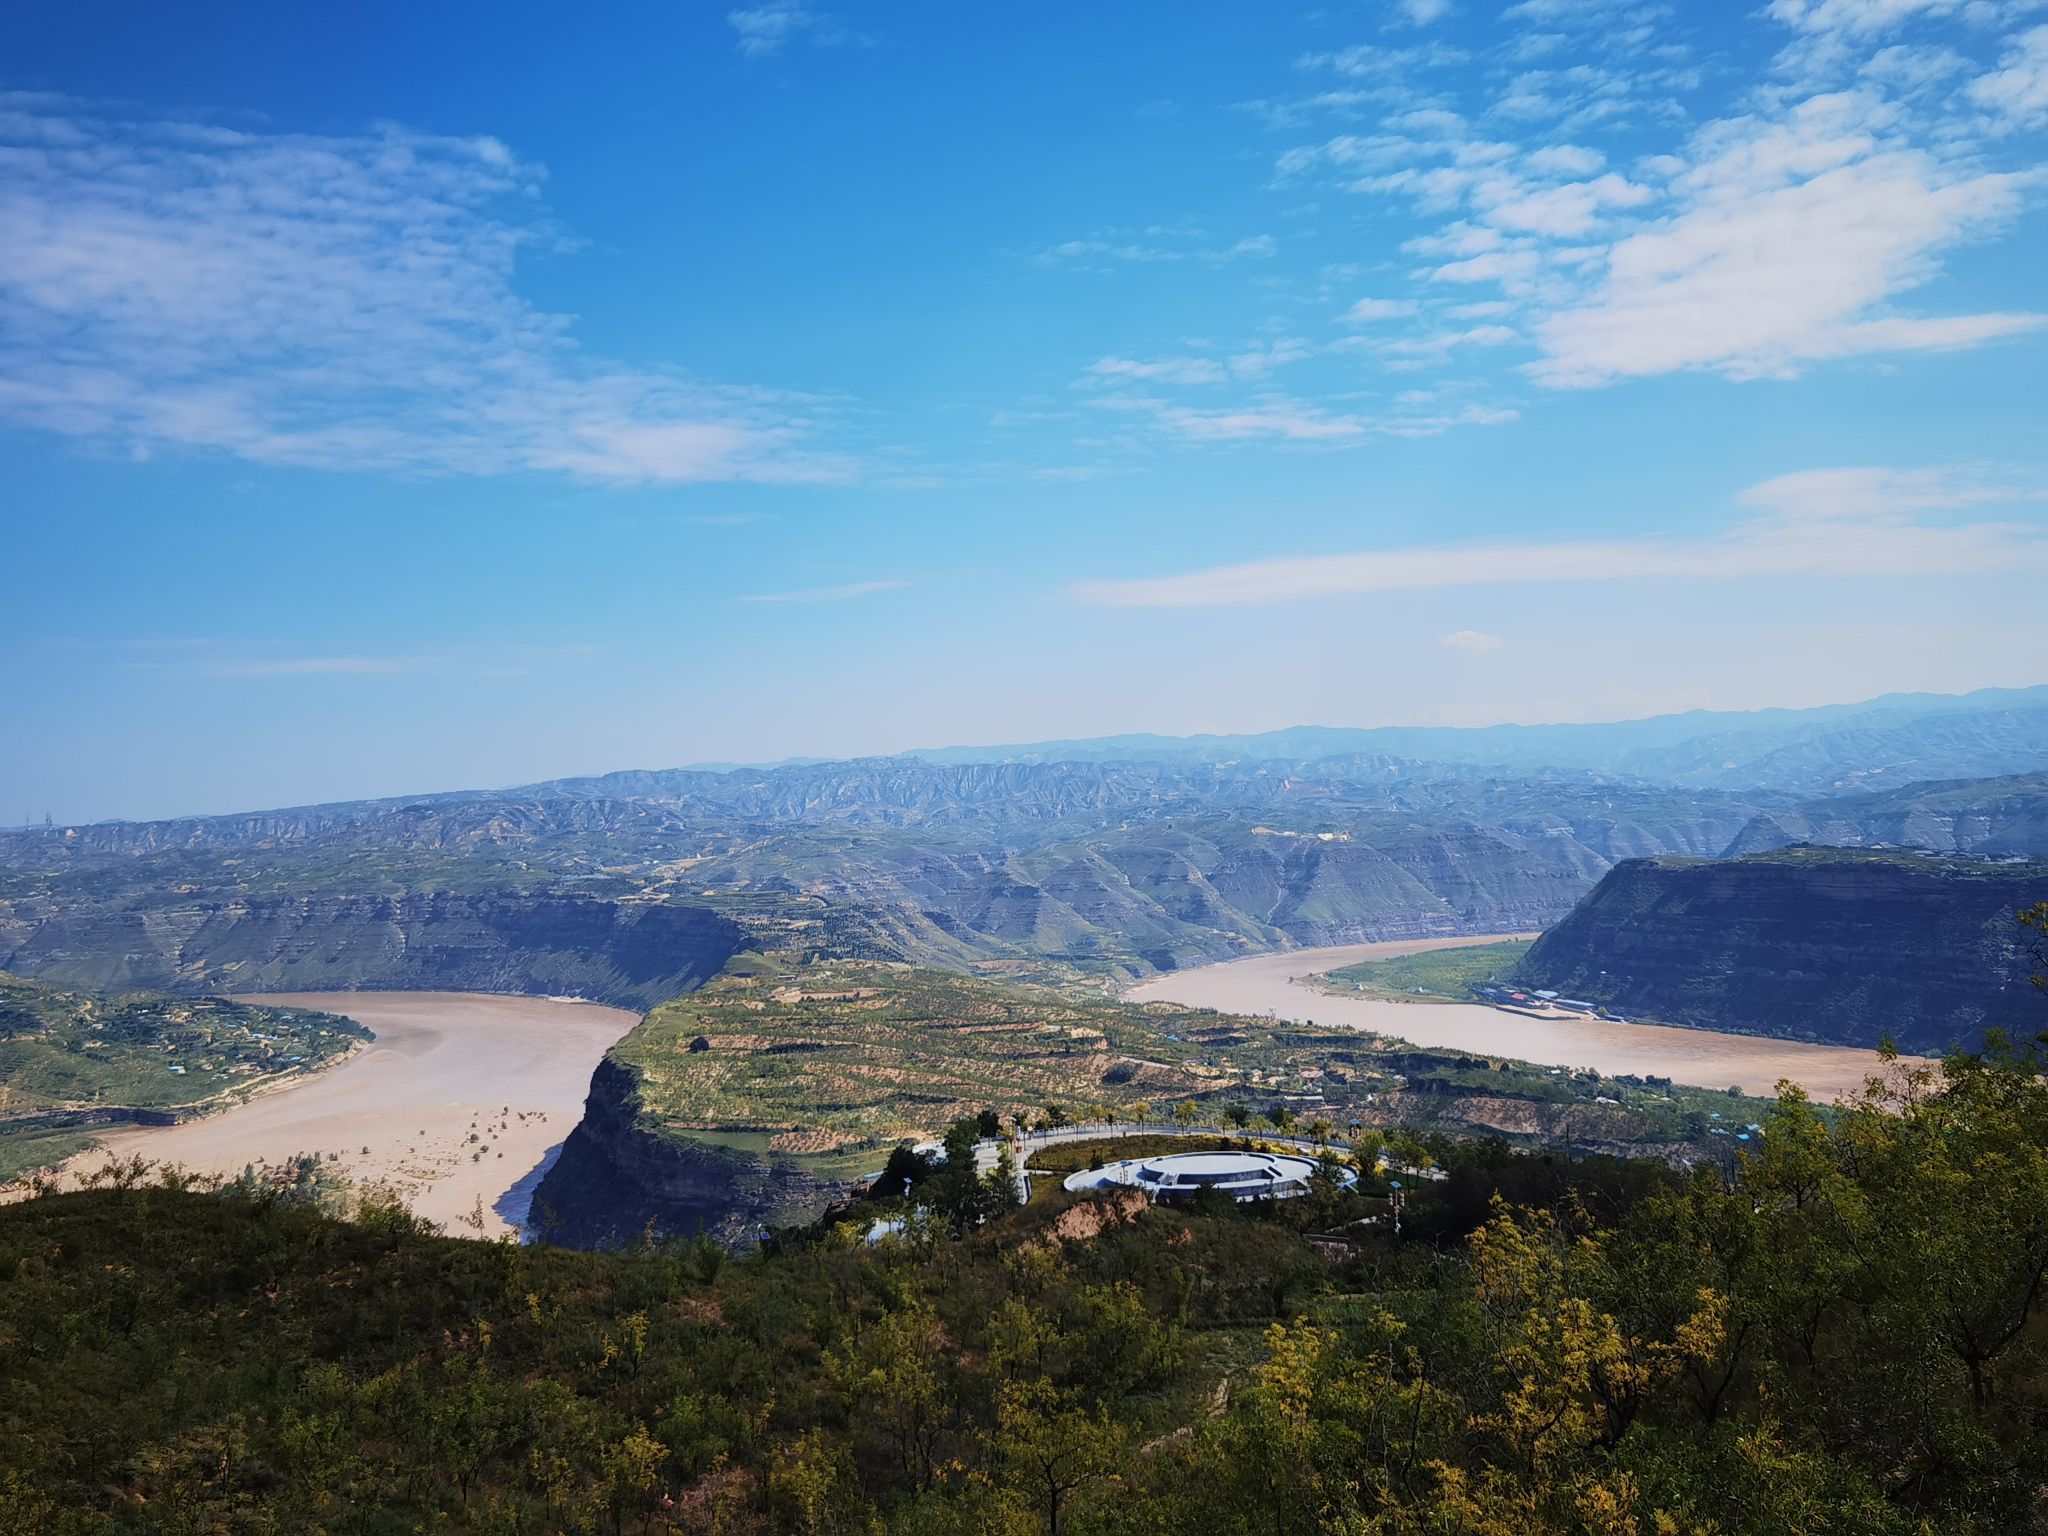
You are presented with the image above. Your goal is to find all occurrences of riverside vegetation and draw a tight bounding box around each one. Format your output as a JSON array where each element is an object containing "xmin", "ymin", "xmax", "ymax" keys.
[
  {"xmin": 1315, "ymin": 941, "xmax": 1535, "ymax": 1003},
  {"xmin": 0, "ymin": 975, "xmax": 368, "ymax": 1181},
  {"xmin": 2, "ymin": 1034, "xmax": 2045, "ymax": 1533}
]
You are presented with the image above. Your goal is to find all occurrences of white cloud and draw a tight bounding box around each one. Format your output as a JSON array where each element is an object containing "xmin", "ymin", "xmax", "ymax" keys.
[
  {"xmin": 1483, "ymin": 172, "xmax": 1652, "ymax": 236},
  {"xmin": 1393, "ymin": 0, "xmax": 1456, "ymax": 25},
  {"xmin": 1036, "ymin": 229, "xmax": 1279, "ymax": 266},
  {"xmin": 1070, "ymin": 464, "xmax": 2048, "ymax": 605},
  {"xmin": 1524, "ymin": 143, "xmax": 1607, "ymax": 175},
  {"xmin": 1342, "ymin": 296, "xmax": 1422, "ymax": 322},
  {"xmin": 1969, "ymin": 24, "xmax": 2048, "ymax": 130},
  {"xmin": 1269, "ymin": 9, "xmax": 2047, "ymax": 401},
  {"xmin": 741, "ymin": 580, "xmax": 909, "ymax": 603},
  {"xmin": 1298, "ymin": 42, "xmax": 1469, "ymax": 80},
  {"xmin": 1151, "ymin": 400, "xmax": 1371, "ymax": 442},
  {"xmin": 0, "ymin": 97, "xmax": 845, "ymax": 484},
  {"xmin": 1091, "ymin": 386, "xmax": 1516, "ymax": 445},
  {"xmin": 727, "ymin": 2, "xmax": 863, "ymax": 57},
  {"xmin": 1086, "ymin": 355, "xmax": 1230, "ymax": 386},
  {"xmin": 1429, "ymin": 249, "xmax": 1543, "ymax": 284},
  {"xmin": 1219, "ymin": 234, "xmax": 1280, "ymax": 260},
  {"xmin": 1441, "ymin": 629, "xmax": 1506, "ymax": 651},
  {"xmin": 1766, "ymin": 0, "xmax": 1976, "ymax": 36},
  {"xmin": 206, "ymin": 656, "xmax": 425, "ymax": 677},
  {"xmin": 1736, "ymin": 464, "xmax": 2038, "ymax": 517},
  {"xmin": 1527, "ymin": 143, "xmax": 2040, "ymax": 386}
]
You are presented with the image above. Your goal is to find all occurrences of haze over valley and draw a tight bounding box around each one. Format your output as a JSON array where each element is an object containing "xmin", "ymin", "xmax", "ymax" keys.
[{"xmin": 7, "ymin": 682, "xmax": 2047, "ymax": 1241}]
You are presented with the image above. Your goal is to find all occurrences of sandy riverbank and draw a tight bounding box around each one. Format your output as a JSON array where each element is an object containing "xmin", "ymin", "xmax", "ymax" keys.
[
  {"xmin": 53, "ymin": 992, "xmax": 639, "ymax": 1237},
  {"xmin": 1127, "ymin": 935, "xmax": 1923, "ymax": 1103}
]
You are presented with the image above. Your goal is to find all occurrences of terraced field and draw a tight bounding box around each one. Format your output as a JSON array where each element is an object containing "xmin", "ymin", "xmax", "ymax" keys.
[
  {"xmin": 552, "ymin": 952, "xmax": 1793, "ymax": 1243},
  {"xmin": 610, "ymin": 958, "xmax": 1225, "ymax": 1177}
]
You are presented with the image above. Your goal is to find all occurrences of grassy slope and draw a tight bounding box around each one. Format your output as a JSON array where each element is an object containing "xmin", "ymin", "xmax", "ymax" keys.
[
  {"xmin": 0, "ymin": 1182, "xmax": 1334, "ymax": 1533},
  {"xmin": 1314, "ymin": 939, "xmax": 1534, "ymax": 1002},
  {"xmin": 4, "ymin": 1049, "xmax": 2041, "ymax": 1536}
]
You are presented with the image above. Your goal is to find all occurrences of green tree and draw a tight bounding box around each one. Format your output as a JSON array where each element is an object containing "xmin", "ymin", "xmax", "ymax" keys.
[
  {"xmin": 772, "ymin": 1429, "xmax": 855, "ymax": 1536},
  {"xmin": 596, "ymin": 1426, "xmax": 665, "ymax": 1535},
  {"xmin": 931, "ymin": 1117, "xmax": 992, "ymax": 1233},
  {"xmin": 993, "ymin": 1378, "xmax": 1131, "ymax": 1536},
  {"xmin": 984, "ymin": 1143, "xmax": 1023, "ymax": 1213},
  {"xmin": 828, "ymin": 1299, "xmax": 952, "ymax": 1495}
]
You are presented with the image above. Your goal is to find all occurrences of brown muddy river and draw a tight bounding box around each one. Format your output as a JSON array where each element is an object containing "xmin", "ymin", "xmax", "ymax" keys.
[
  {"xmin": 60, "ymin": 992, "xmax": 639, "ymax": 1236},
  {"xmin": 1125, "ymin": 937, "xmax": 1924, "ymax": 1103}
]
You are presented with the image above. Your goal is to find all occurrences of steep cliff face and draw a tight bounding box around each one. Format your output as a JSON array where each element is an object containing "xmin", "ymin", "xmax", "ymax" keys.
[
  {"xmin": 0, "ymin": 893, "xmax": 746, "ymax": 1010},
  {"xmin": 1519, "ymin": 850, "xmax": 2048, "ymax": 1054},
  {"xmin": 529, "ymin": 1057, "xmax": 836, "ymax": 1248}
]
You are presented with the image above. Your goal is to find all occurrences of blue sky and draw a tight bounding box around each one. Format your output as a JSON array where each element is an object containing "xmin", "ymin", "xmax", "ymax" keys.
[{"xmin": 5, "ymin": 0, "xmax": 2048, "ymax": 820}]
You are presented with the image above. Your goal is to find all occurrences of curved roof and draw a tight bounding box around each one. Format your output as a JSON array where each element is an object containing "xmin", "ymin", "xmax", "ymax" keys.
[{"xmin": 1062, "ymin": 1147, "xmax": 1355, "ymax": 1199}]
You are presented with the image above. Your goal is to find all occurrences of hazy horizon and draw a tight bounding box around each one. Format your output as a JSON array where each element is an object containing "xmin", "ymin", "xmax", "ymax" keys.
[{"xmin": 6, "ymin": 677, "xmax": 2044, "ymax": 827}]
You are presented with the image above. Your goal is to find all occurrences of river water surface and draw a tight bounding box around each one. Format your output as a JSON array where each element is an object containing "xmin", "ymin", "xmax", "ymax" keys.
[
  {"xmin": 61, "ymin": 992, "xmax": 638, "ymax": 1236},
  {"xmin": 1126, "ymin": 937, "xmax": 1922, "ymax": 1103}
]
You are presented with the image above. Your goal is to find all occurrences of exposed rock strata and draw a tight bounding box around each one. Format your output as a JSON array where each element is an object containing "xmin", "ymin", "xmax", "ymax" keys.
[
  {"xmin": 530, "ymin": 1057, "xmax": 834, "ymax": 1248},
  {"xmin": 1519, "ymin": 851, "xmax": 2048, "ymax": 1054},
  {"xmin": 0, "ymin": 893, "xmax": 745, "ymax": 1010}
]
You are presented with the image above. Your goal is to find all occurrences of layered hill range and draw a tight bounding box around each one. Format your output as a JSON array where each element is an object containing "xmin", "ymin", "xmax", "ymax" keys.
[
  {"xmin": 1519, "ymin": 848, "xmax": 2048, "ymax": 1056},
  {"xmin": 5, "ymin": 685, "xmax": 2048, "ymax": 997},
  {"xmin": 1723, "ymin": 769, "xmax": 2048, "ymax": 857}
]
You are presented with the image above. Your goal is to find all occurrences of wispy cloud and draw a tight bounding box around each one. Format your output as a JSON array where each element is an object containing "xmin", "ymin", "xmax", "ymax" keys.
[
  {"xmin": 1342, "ymin": 297, "xmax": 1422, "ymax": 323},
  {"xmin": 204, "ymin": 656, "xmax": 426, "ymax": 677},
  {"xmin": 1525, "ymin": 97, "xmax": 2044, "ymax": 386},
  {"xmin": 1735, "ymin": 464, "xmax": 2039, "ymax": 519},
  {"xmin": 1969, "ymin": 24, "xmax": 2048, "ymax": 132},
  {"xmin": 1086, "ymin": 355, "xmax": 1231, "ymax": 386},
  {"xmin": 1257, "ymin": 6, "xmax": 2046, "ymax": 397},
  {"xmin": 0, "ymin": 95, "xmax": 849, "ymax": 485},
  {"xmin": 104, "ymin": 637, "xmax": 602, "ymax": 680},
  {"xmin": 726, "ymin": 2, "xmax": 866, "ymax": 58},
  {"xmin": 1034, "ymin": 229, "xmax": 1278, "ymax": 267},
  {"xmin": 1441, "ymin": 629, "xmax": 1506, "ymax": 651},
  {"xmin": 741, "ymin": 580, "xmax": 909, "ymax": 603},
  {"xmin": 1070, "ymin": 465, "xmax": 2048, "ymax": 606},
  {"xmin": 1392, "ymin": 0, "xmax": 1456, "ymax": 26}
]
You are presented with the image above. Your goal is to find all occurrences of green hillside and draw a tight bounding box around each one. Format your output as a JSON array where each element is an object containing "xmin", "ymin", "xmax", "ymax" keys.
[{"xmin": 3, "ymin": 1043, "xmax": 2043, "ymax": 1534}]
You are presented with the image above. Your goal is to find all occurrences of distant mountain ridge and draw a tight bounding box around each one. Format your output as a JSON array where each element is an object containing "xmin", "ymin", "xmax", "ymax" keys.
[
  {"xmin": 903, "ymin": 685, "xmax": 2048, "ymax": 795},
  {"xmin": 12, "ymin": 683, "xmax": 2047, "ymax": 835},
  {"xmin": 0, "ymin": 777, "xmax": 1769, "ymax": 984},
  {"xmin": 1722, "ymin": 771, "xmax": 2048, "ymax": 857},
  {"xmin": 3, "ymin": 682, "xmax": 2045, "ymax": 993}
]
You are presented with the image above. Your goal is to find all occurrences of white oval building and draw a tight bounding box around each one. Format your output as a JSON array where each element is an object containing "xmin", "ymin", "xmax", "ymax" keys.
[{"xmin": 1062, "ymin": 1148, "xmax": 1355, "ymax": 1205}]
